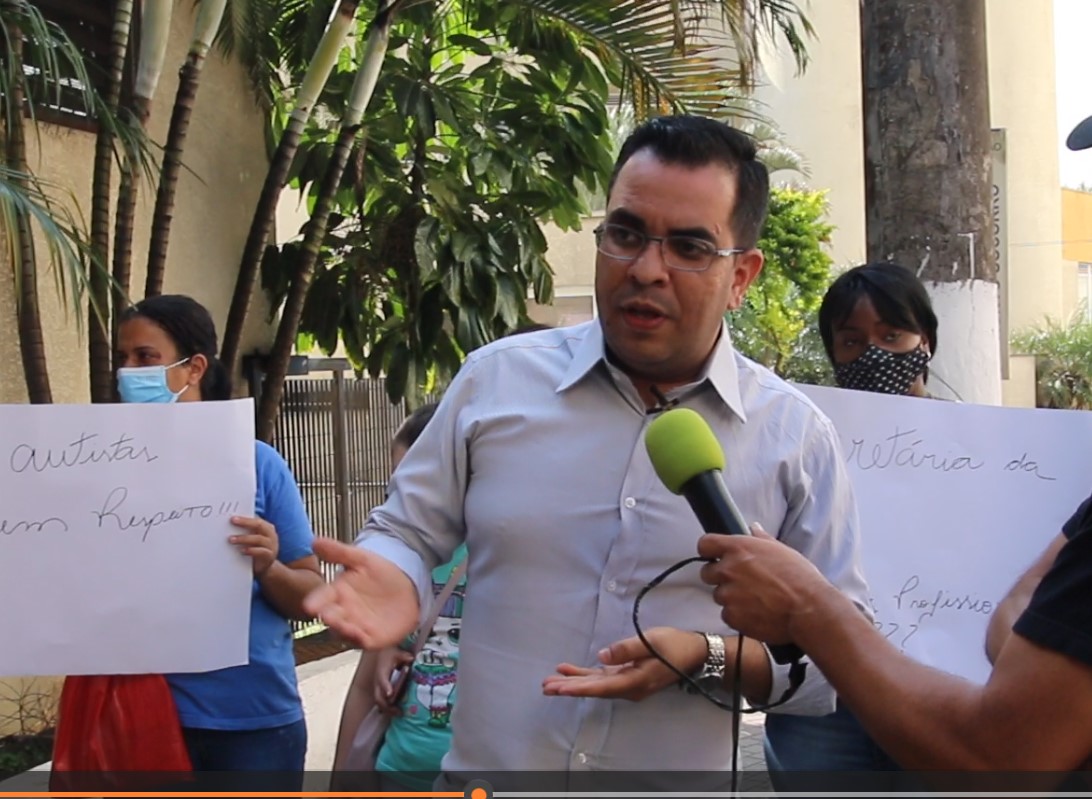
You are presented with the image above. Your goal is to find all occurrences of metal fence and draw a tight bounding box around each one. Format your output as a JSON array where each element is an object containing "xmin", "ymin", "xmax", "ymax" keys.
[{"xmin": 272, "ymin": 373, "xmax": 415, "ymax": 634}]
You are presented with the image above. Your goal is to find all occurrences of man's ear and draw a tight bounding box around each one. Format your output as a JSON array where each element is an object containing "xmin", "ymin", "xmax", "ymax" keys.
[{"xmin": 726, "ymin": 249, "xmax": 765, "ymax": 311}]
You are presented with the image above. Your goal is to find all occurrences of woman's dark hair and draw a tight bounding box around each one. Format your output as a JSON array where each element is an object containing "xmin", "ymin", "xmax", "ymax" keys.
[
  {"xmin": 118, "ymin": 295, "xmax": 233, "ymax": 401},
  {"xmin": 393, "ymin": 402, "xmax": 439, "ymax": 451},
  {"xmin": 818, "ymin": 262, "xmax": 939, "ymax": 364}
]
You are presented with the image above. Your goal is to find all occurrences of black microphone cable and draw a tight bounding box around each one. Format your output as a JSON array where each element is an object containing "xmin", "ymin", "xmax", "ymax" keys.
[{"xmin": 632, "ymin": 556, "xmax": 808, "ymax": 795}]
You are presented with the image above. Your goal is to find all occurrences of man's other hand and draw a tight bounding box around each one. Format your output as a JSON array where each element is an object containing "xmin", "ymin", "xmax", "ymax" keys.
[{"xmin": 304, "ymin": 538, "xmax": 420, "ymax": 650}]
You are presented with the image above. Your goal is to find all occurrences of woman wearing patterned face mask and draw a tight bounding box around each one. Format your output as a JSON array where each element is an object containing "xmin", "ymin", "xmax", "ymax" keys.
[
  {"xmin": 763, "ymin": 261, "xmax": 939, "ymax": 791},
  {"xmin": 821, "ymin": 261, "xmax": 939, "ymax": 397},
  {"xmin": 113, "ymin": 294, "xmax": 324, "ymax": 790}
]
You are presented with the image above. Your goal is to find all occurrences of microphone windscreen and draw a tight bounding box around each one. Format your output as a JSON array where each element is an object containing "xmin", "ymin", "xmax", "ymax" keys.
[{"xmin": 645, "ymin": 408, "xmax": 725, "ymax": 494}]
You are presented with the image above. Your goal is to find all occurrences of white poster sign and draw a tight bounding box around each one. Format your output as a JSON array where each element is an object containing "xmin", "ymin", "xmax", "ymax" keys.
[
  {"xmin": 800, "ymin": 385, "xmax": 1092, "ymax": 684},
  {"xmin": 0, "ymin": 400, "xmax": 256, "ymax": 676}
]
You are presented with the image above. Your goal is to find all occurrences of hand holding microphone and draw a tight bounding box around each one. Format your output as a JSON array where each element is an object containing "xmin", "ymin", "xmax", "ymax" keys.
[{"xmin": 644, "ymin": 408, "xmax": 806, "ymax": 665}]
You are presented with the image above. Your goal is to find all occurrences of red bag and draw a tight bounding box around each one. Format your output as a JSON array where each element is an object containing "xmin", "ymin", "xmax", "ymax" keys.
[{"xmin": 50, "ymin": 674, "xmax": 192, "ymax": 790}]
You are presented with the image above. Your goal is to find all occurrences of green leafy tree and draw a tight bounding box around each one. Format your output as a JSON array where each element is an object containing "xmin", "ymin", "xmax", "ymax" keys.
[
  {"xmin": 257, "ymin": 0, "xmax": 814, "ymax": 422},
  {"xmin": 264, "ymin": 4, "xmax": 615, "ymax": 411},
  {"xmin": 727, "ymin": 186, "xmax": 835, "ymax": 384}
]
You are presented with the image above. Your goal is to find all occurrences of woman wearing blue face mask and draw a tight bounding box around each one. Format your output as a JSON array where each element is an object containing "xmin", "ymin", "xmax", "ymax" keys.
[
  {"xmin": 114, "ymin": 295, "xmax": 324, "ymax": 789},
  {"xmin": 763, "ymin": 262, "xmax": 940, "ymax": 792}
]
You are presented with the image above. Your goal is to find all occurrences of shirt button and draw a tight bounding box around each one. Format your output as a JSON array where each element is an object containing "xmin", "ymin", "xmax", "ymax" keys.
[
  {"xmin": 623, "ymin": 497, "xmax": 637, "ymax": 509},
  {"xmin": 576, "ymin": 752, "xmax": 588, "ymax": 765},
  {"xmin": 606, "ymin": 580, "xmax": 618, "ymax": 593}
]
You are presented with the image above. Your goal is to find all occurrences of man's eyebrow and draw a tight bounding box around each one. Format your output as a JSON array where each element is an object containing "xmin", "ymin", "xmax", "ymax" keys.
[
  {"xmin": 605, "ymin": 208, "xmax": 646, "ymax": 229},
  {"xmin": 669, "ymin": 226, "xmax": 716, "ymax": 243},
  {"xmin": 606, "ymin": 209, "xmax": 717, "ymax": 242}
]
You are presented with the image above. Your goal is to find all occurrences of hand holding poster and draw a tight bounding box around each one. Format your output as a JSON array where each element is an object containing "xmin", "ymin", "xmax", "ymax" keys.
[
  {"xmin": 0, "ymin": 400, "xmax": 256, "ymax": 677},
  {"xmin": 799, "ymin": 385, "xmax": 1092, "ymax": 684}
]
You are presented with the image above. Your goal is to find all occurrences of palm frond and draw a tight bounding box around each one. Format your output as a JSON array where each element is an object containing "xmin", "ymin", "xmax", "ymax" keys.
[
  {"xmin": 0, "ymin": 166, "xmax": 105, "ymax": 332},
  {"xmin": 694, "ymin": 0, "xmax": 814, "ymax": 88},
  {"xmin": 0, "ymin": 0, "xmax": 99, "ymax": 137},
  {"xmin": 95, "ymin": 93, "xmax": 163, "ymax": 190},
  {"xmin": 213, "ymin": 0, "xmax": 289, "ymax": 105},
  {"xmin": 477, "ymin": 0, "xmax": 811, "ymax": 118},
  {"xmin": 720, "ymin": 95, "xmax": 808, "ymax": 177}
]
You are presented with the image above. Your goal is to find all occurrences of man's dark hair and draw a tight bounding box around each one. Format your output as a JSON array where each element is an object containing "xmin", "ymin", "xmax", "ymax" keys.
[
  {"xmin": 818, "ymin": 262, "xmax": 939, "ymax": 365},
  {"xmin": 393, "ymin": 402, "xmax": 440, "ymax": 451},
  {"xmin": 607, "ymin": 115, "xmax": 770, "ymax": 248},
  {"xmin": 119, "ymin": 294, "xmax": 232, "ymax": 401}
]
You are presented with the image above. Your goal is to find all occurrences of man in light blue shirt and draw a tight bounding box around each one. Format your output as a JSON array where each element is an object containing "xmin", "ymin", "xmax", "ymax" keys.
[{"xmin": 306, "ymin": 115, "xmax": 871, "ymax": 791}]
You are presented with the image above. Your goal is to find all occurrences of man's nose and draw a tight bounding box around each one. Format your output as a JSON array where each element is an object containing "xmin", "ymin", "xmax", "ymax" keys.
[{"xmin": 626, "ymin": 238, "xmax": 671, "ymax": 284}]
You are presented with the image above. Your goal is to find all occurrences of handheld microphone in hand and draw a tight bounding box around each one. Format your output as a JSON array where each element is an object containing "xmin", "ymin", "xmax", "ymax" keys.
[{"xmin": 644, "ymin": 407, "xmax": 805, "ymax": 666}]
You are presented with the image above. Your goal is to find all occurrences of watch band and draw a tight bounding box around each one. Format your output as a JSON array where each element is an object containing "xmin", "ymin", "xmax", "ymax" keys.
[{"xmin": 683, "ymin": 632, "xmax": 726, "ymax": 692}]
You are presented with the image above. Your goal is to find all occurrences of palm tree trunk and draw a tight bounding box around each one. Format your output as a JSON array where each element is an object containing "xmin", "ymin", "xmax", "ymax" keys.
[
  {"xmin": 111, "ymin": 0, "xmax": 172, "ymax": 341},
  {"xmin": 145, "ymin": 0, "xmax": 227, "ymax": 298},
  {"xmin": 88, "ymin": 0, "xmax": 134, "ymax": 403},
  {"xmin": 5, "ymin": 22, "xmax": 50, "ymax": 403},
  {"xmin": 255, "ymin": 14, "xmax": 392, "ymax": 442},
  {"xmin": 861, "ymin": 0, "xmax": 998, "ymax": 404},
  {"xmin": 220, "ymin": 0, "xmax": 362, "ymax": 378},
  {"xmin": 111, "ymin": 95, "xmax": 152, "ymax": 328}
]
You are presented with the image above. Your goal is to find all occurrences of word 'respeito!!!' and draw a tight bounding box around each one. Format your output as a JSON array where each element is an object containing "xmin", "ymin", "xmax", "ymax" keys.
[{"xmin": 94, "ymin": 487, "xmax": 241, "ymax": 542}]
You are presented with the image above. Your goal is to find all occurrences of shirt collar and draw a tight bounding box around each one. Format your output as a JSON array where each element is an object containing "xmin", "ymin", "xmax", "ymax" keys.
[{"xmin": 556, "ymin": 320, "xmax": 748, "ymax": 422}]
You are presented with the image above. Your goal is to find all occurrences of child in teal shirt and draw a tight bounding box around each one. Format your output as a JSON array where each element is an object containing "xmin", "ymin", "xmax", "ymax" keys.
[
  {"xmin": 332, "ymin": 403, "xmax": 466, "ymax": 790},
  {"xmin": 374, "ymin": 543, "xmax": 467, "ymax": 788}
]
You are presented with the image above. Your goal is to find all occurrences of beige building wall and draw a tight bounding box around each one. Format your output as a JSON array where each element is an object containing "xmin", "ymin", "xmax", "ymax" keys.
[
  {"xmin": 987, "ymin": 0, "xmax": 1065, "ymax": 335},
  {"xmin": 0, "ymin": 0, "xmax": 273, "ymax": 406},
  {"xmin": 529, "ymin": 216, "xmax": 600, "ymax": 327},
  {"xmin": 0, "ymin": 0, "xmax": 271, "ymax": 735},
  {"xmin": 754, "ymin": 1, "xmax": 866, "ymax": 269}
]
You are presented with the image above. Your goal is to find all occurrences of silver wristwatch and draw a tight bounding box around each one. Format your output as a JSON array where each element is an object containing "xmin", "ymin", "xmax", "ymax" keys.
[{"xmin": 685, "ymin": 632, "xmax": 726, "ymax": 692}]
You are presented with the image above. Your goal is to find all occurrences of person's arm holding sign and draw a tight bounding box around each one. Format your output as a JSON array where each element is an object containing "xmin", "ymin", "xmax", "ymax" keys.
[{"xmin": 231, "ymin": 444, "xmax": 324, "ymax": 621}]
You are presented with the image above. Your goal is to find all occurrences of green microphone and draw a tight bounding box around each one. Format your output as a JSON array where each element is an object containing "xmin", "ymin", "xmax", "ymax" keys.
[
  {"xmin": 645, "ymin": 407, "xmax": 805, "ymax": 665},
  {"xmin": 645, "ymin": 408, "xmax": 750, "ymax": 536}
]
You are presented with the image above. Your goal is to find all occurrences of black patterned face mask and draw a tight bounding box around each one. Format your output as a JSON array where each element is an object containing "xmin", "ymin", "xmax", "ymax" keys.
[{"xmin": 833, "ymin": 344, "xmax": 931, "ymax": 395}]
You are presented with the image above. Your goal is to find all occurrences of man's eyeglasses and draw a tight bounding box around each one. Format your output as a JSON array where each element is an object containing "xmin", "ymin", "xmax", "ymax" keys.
[{"xmin": 593, "ymin": 223, "xmax": 746, "ymax": 273}]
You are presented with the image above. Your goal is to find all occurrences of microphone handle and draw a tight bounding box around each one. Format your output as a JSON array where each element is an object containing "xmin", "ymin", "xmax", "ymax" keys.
[{"xmin": 681, "ymin": 471, "xmax": 806, "ymax": 666}]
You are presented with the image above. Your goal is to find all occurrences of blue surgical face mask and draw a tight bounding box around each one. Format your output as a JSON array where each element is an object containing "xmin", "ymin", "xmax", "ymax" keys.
[{"xmin": 116, "ymin": 358, "xmax": 191, "ymax": 404}]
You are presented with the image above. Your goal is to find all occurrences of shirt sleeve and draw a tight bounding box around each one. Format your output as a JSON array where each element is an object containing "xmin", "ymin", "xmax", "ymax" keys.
[
  {"xmin": 765, "ymin": 412, "xmax": 873, "ymax": 716},
  {"xmin": 1061, "ymin": 493, "xmax": 1092, "ymax": 540},
  {"xmin": 354, "ymin": 360, "xmax": 477, "ymax": 623},
  {"xmin": 256, "ymin": 441, "xmax": 315, "ymax": 564},
  {"xmin": 1013, "ymin": 516, "xmax": 1092, "ymax": 667}
]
